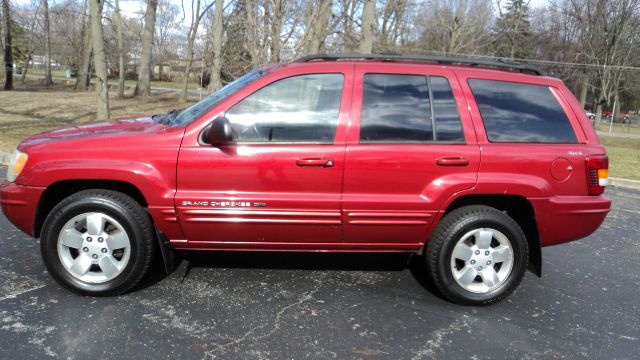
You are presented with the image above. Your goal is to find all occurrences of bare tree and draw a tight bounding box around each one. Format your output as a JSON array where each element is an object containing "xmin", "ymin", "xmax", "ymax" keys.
[
  {"xmin": 2, "ymin": 0, "xmax": 13, "ymax": 90},
  {"xmin": 245, "ymin": 0, "xmax": 259, "ymax": 66},
  {"xmin": 181, "ymin": 0, "xmax": 215, "ymax": 102},
  {"xmin": 19, "ymin": 0, "xmax": 40, "ymax": 83},
  {"xmin": 301, "ymin": 0, "xmax": 333, "ymax": 55},
  {"xmin": 207, "ymin": 0, "xmax": 223, "ymax": 93},
  {"xmin": 136, "ymin": 0, "xmax": 158, "ymax": 97},
  {"xmin": 359, "ymin": 0, "xmax": 375, "ymax": 53},
  {"xmin": 77, "ymin": 5, "xmax": 92, "ymax": 90},
  {"xmin": 114, "ymin": 0, "xmax": 125, "ymax": 98},
  {"xmin": 417, "ymin": 0, "xmax": 493, "ymax": 55},
  {"xmin": 155, "ymin": 0, "xmax": 180, "ymax": 81},
  {"xmin": 570, "ymin": 0, "xmax": 640, "ymax": 122},
  {"xmin": 268, "ymin": 0, "xmax": 283, "ymax": 62},
  {"xmin": 43, "ymin": 0, "xmax": 52, "ymax": 86},
  {"xmin": 89, "ymin": 0, "xmax": 109, "ymax": 119}
]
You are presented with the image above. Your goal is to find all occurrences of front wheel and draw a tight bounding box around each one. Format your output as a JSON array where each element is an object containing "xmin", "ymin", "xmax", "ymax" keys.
[
  {"xmin": 426, "ymin": 205, "xmax": 528, "ymax": 305},
  {"xmin": 41, "ymin": 190, "xmax": 154, "ymax": 296}
]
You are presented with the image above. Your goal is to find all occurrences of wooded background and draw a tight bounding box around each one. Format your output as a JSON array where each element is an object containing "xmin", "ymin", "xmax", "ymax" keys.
[{"xmin": 1, "ymin": 0, "xmax": 640, "ymax": 121}]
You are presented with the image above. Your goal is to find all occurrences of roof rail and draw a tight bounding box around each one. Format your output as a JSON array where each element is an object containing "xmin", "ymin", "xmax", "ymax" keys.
[{"xmin": 294, "ymin": 53, "xmax": 542, "ymax": 75}]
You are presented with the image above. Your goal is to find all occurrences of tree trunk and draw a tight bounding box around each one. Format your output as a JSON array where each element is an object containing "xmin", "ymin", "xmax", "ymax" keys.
[
  {"xmin": 359, "ymin": 0, "xmax": 376, "ymax": 53},
  {"xmin": 579, "ymin": 79, "xmax": 588, "ymax": 108},
  {"xmin": 181, "ymin": 0, "xmax": 202, "ymax": 103},
  {"xmin": 269, "ymin": 0, "xmax": 282, "ymax": 63},
  {"xmin": 136, "ymin": 0, "xmax": 158, "ymax": 97},
  {"xmin": 89, "ymin": 0, "xmax": 109, "ymax": 120},
  {"xmin": 115, "ymin": 0, "xmax": 125, "ymax": 98},
  {"xmin": 2, "ymin": 0, "xmax": 13, "ymax": 90},
  {"xmin": 245, "ymin": 0, "xmax": 259, "ymax": 67},
  {"xmin": 21, "ymin": 2, "xmax": 40, "ymax": 84},
  {"xmin": 208, "ymin": 0, "xmax": 223, "ymax": 94},
  {"xmin": 43, "ymin": 0, "xmax": 52, "ymax": 87},
  {"xmin": 77, "ymin": 16, "xmax": 92, "ymax": 90},
  {"xmin": 302, "ymin": 0, "xmax": 332, "ymax": 55}
]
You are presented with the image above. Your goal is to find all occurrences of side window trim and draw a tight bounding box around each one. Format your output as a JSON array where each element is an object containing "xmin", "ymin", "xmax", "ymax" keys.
[{"xmin": 426, "ymin": 76, "xmax": 437, "ymax": 142}]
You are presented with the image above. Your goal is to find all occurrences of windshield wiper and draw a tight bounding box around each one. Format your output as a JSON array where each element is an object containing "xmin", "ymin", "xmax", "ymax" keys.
[{"xmin": 152, "ymin": 109, "xmax": 182, "ymax": 125}]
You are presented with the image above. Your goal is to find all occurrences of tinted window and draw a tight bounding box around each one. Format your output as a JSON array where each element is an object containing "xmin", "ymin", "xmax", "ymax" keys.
[
  {"xmin": 431, "ymin": 76, "xmax": 464, "ymax": 142},
  {"xmin": 360, "ymin": 74, "xmax": 432, "ymax": 142},
  {"xmin": 226, "ymin": 74, "xmax": 343, "ymax": 142},
  {"xmin": 468, "ymin": 79, "xmax": 577, "ymax": 143}
]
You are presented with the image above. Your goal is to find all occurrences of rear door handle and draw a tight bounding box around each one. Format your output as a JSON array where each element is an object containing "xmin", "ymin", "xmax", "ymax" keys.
[
  {"xmin": 436, "ymin": 157, "xmax": 469, "ymax": 166},
  {"xmin": 296, "ymin": 158, "xmax": 335, "ymax": 167}
]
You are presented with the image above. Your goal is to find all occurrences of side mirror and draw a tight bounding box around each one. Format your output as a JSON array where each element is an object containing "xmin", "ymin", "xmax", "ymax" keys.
[{"xmin": 206, "ymin": 116, "xmax": 235, "ymax": 146}]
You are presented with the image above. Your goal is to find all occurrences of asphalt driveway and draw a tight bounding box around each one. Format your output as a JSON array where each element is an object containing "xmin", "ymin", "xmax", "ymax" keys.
[{"xmin": 0, "ymin": 174, "xmax": 638, "ymax": 359}]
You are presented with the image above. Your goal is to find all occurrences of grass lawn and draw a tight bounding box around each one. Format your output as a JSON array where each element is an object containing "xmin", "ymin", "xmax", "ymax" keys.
[
  {"xmin": 0, "ymin": 79, "xmax": 198, "ymax": 153},
  {"xmin": 599, "ymin": 135, "xmax": 640, "ymax": 181},
  {"xmin": 597, "ymin": 121, "xmax": 640, "ymax": 135}
]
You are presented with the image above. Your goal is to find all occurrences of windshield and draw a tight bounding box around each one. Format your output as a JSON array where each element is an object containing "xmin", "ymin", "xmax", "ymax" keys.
[{"xmin": 171, "ymin": 69, "xmax": 265, "ymax": 126}]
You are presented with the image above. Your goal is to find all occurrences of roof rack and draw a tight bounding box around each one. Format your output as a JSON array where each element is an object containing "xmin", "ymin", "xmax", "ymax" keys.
[{"xmin": 295, "ymin": 53, "xmax": 542, "ymax": 75}]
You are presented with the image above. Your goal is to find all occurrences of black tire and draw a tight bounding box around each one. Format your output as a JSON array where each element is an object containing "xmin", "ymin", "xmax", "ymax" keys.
[
  {"xmin": 40, "ymin": 190, "xmax": 154, "ymax": 296},
  {"xmin": 426, "ymin": 205, "xmax": 528, "ymax": 305}
]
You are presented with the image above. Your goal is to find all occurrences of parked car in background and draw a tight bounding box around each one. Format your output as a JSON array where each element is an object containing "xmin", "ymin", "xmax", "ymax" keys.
[
  {"xmin": 0, "ymin": 54, "xmax": 611, "ymax": 305},
  {"xmin": 586, "ymin": 111, "xmax": 596, "ymax": 120}
]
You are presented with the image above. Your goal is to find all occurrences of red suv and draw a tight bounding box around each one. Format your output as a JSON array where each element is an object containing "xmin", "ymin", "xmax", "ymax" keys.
[{"xmin": 0, "ymin": 54, "xmax": 611, "ymax": 305}]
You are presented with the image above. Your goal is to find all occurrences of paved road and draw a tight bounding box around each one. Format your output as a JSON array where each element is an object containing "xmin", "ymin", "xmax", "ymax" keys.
[{"xmin": 0, "ymin": 178, "xmax": 638, "ymax": 359}]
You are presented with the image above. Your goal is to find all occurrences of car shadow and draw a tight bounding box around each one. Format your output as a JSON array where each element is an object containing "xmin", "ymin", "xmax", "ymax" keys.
[{"xmin": 137, "ymin": 250, "xmax": 444, "ymax": 300}]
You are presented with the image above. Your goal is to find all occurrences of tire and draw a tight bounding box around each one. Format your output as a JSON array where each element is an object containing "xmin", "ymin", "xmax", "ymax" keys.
[
  {"xmin": 40, "ymin": 190, "xmax": 154, "ymax": 296},
  {"xmin": 426, "ymin": 205, "xmax": 528, "ymax": 305}
]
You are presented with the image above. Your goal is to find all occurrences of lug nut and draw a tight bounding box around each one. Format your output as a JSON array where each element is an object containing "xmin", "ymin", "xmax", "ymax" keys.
[
  {"xmin": 485, "ymin": 250, "xmax": 490, "ymax": 255},
  {"xmin": 478, "ymin": 266, "xmax": 483, "ymax": 270},
  {"xmin": 470, "ymin": 260, "xmax": 476, "ymax": 265},
  {"xmin": 101, "ymin": 248, "xmax": 107, "ymax": 253},
  {"xmin": 487, "ymin": 261, "xmax": 492, "ymax": 265},
  {"xmin": 475, "ymin": 250, "xmax": 480, "ymax": 255},
  {"xmin": 83, "ymin": 247, "xmax": 89, "ymax": 252},
  {"xmin": 98, "ymin": 237, "xmax": 104, "ymax": 243},
  {"xmin": 87, "ymin": 237, "xmax": 92, "ymax": 242},
  {"xmin": 92, "ymin": 254, "xmax": 98, "ymax": 259}
]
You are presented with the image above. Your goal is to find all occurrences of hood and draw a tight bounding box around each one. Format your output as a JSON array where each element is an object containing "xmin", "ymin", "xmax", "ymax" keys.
[{"xmin": 19, "ymin": 116, "xmax": 181, "ymax": 150}]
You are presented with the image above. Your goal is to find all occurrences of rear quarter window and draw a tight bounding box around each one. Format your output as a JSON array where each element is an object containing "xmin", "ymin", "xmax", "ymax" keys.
[{"xmin": 468, "ymin": 79, "xmax": 577, "ymax": 143}]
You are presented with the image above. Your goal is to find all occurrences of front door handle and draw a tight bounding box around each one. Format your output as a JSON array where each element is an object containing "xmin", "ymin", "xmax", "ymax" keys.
[
  {"xmin": 296, "ymin": 158, "xmax": 334, "ymax": 167},
  {"xmin": 436, "ymin": 157, "xmax": 469, "ymax": 166}
]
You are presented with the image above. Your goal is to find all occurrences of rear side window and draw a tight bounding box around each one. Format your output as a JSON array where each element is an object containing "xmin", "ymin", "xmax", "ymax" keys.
[
  {"xmin": 468, "ymin": 79, "xmax": 577, "ymax": 143},
  {"xmin": 360, "ymin": 74, "xmax": 464, "ymax": 143}
]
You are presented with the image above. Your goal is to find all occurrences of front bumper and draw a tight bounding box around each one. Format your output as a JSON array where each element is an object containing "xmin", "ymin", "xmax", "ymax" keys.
[
  {"xmin": 531, "ymin": 195, "xmax": 612, "ymax": 246},
  {"xmin": 0, "ymin": 181, "xmax": 45, "ymax": 237}
]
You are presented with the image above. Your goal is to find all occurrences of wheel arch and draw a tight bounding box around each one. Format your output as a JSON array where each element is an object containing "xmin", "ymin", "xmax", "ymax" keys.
[
  {"xmin": 443, "ymin": 194, "xmax": 542, "ymax": 277},
  {"xmin": 34, "ymin": 179, "xmax": 148, "ymax": 239}
]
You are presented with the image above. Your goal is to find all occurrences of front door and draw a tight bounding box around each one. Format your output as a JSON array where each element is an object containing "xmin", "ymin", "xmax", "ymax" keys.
[
  {"xmin": 342, "ymin": 64, "xmax": 480, "ymax": 247},
  {"xmin": 176, "ymin": 69, "xmax": 352, "ymax": 249}
]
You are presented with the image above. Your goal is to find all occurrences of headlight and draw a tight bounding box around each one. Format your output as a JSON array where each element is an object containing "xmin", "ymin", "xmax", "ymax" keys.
[{"xmin": 7, "ymin": 150, "xmax": 28, "ymax": 182}]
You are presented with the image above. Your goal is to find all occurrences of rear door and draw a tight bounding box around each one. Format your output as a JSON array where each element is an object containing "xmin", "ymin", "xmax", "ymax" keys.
[{"xmin": 341, "ymin": 64, "xmax": 480, "ymax": 247}]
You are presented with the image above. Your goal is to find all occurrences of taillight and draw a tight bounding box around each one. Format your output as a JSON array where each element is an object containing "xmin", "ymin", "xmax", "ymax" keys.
[{"xmin": 585, "ymin": 155, "xmax": 608, "ymax": 195}]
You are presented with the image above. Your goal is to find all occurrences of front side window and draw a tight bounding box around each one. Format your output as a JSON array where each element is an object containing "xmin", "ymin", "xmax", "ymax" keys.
[
  {"xmin": 468, "ymin": 79, "xmax": 577, "ymax": 143},
  {"xmin": 225, "ymin": 73, "xmax": 344, "ymax": 143}
]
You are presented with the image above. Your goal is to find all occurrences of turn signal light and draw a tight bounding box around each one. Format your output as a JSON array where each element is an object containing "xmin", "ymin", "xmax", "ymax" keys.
[{"xmin": 585, "ymin": 155, "xmax": 608, "ymax": 195}]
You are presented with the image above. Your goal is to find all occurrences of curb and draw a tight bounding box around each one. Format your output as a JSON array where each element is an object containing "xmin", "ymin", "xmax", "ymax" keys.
[
  {"xmin": 609, "ymin": 177, "xmax": 640, "ymax": 191},
  {"xmin": 0, "ymin": 151, "xmax": 9, "ymax": 165}
]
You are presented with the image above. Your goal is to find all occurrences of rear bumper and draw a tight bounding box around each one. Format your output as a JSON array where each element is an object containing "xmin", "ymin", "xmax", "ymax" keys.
[
  {"xmin": 0, "ymin": 181, "xmax": 45, "ymax": 237},
  {"xmin": 530, "ymin": 195, "xmax": 611, "ymax": 246}
]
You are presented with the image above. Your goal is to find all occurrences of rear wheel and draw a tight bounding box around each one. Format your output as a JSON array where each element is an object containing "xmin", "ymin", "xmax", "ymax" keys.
[
  {"xmin": 426, "ymin": 205, "xmax": 528, "ymax": 305},
  {"xmin": 41, "ymin": 190, "xmax": 153, "ymax": 296}
]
